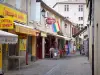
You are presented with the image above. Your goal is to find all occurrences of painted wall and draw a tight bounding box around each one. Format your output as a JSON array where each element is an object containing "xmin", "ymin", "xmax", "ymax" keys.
[
  {"xmin": 94, "ymin": 0, "xmax": 100, "ymax": 75},
  {"xmin": 88, "ymin": 24, "xmax": 92, "ymax": 66}
]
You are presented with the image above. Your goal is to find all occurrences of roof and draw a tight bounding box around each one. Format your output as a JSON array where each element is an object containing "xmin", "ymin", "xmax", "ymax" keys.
[
  {"xmin": 41, "ymin": 1, "xmax": 73, "ymax": 25},
  {"xmin": 73, "ymin": 26, "xmax": 87, "ymax": 37},
  {"xmin": 59, "ymin": 0, "xmax": 86, "ymax": 4},
  {"xmin": 53, "ymin": 0, "xmax": 86, "ymax": 8}
]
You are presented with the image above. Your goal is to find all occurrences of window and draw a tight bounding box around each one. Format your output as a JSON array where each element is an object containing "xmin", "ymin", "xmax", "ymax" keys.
[
  {"xmin": 67, "ymin": 5, "xmax": 69, "ymax": 11},
  {"xmin": 79, "ymin": 17, "xmax": 83, "ymax": 21},
  {"xmin": 64, "ymin": 5, "xmax": 69, "ymax": 11},
  {"xmin": 81, "ymin": 17, "xmax": 83, "ymax": 20},
  {"xmin": 81, "ymin": 24, "xmax": 83, "ymax": 26},
  {"xmin": 79, "ymin": 5, "xmax": 83, "ymax": 12},
  {"xmin": 64, "ymin": 5, "xmax": 67, "ymax": 11},
  {"xmin": 79, "ymin": 17, "xmax": 80, "ymax": 20},
  {"xmin": 67, "ymin": 17, "xmax": 69, "ymax": 19},
  {"xmin": 16, "ymin": 0, "xmax": 21, "ymax": 9},
  {"xmin": 81, "ymin": 27, "xmax": 83, "ymax": 29}
]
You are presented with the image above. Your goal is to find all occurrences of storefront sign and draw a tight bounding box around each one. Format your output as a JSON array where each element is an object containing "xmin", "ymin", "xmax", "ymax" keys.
[
  {"xmin": 19, "ymin": 39, "xmax": 27, "ymax": 51},
  {"xmin": 41, "ymin": 32, "xmax": 47, "ymax": 37},
  {"xmin": 0, "ymin": 4, "xmax": 27, "ymax": 24},
  {"xmin": 15, "ymin": 25, "xmax": 39, "ymax": 36},
  {"xmin": 0, "ymin": 17, "xmax": 13, "ymax": 29},
  {"xmin": 46, "ymin": 18, "xmax": 56, "ymax": 25}
]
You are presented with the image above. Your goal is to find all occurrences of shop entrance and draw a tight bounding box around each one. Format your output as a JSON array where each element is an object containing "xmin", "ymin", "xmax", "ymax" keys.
[
  {"xmin": 36, "ymin": 36, "xmax": 42, "ymax": 59},
  {"xmin": 45, "ymin": 35, "xmax": 55, "ymax": 58}
]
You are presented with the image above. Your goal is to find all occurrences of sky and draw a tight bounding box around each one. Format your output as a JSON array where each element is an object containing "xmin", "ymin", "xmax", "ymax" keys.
[{"xmin": 42, "ymin": 0, "xmax": 57, "ymax": 7}]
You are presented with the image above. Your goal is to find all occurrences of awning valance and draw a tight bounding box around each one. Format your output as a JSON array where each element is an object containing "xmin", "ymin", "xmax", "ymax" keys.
[
  {"xmin": 0, "ymin": 30, "xmax": 18, "ymax": 44},
  {"xmin": 14, "ymin": 22, "xmax": 40, "ymax": 36}
]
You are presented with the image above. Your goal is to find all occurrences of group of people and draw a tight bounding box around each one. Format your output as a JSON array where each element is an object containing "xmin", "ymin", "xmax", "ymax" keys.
[{"xmin": 49, "ymin": 41, "xmax": 77, "ymax": 58}]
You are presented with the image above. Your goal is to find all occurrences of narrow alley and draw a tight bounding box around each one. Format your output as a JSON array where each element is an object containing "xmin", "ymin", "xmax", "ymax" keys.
[{"xmin": 5, "ymin": 52, "xmax": 92, "ymax": 75}]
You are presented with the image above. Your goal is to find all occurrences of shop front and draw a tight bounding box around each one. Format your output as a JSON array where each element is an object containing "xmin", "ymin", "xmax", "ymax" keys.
[
  {"xmin": 0, "ymin": 30, "xmax": 18, "ymax": 74},
  {"xmin": 36, "ymin": 32, "xmax": 47, "ymax": 59},
  {"xmin": 45, "ymin": 34, "xmax": 56, "ymax": 58},
  {"xmin": 0, "ymin": 3, "xmax": 39, "ymax": 71},
  {"xmin": 8, "ymin": 23, "xmax": 39, "ymax": 69},
  {"xmin": 45, "ymin": 32, "xmax": 71, "ymax": 58}
]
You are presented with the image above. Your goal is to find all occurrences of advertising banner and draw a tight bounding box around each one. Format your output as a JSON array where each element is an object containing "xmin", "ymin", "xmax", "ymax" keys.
[{"xmin": 19, "ymin": 39, "xmax": 27, "ymax": 51}]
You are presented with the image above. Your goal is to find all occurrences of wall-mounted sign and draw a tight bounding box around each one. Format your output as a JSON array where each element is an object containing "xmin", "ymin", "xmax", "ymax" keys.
[
  {"xmin": 0, "ymin": 17, "xmax": 13, "ymax": 29},
  {"xmin": 46, "ymin": 18, "xmax": 56, "ymax": 25},
  {"xmin": 19, "ymin": 39, "xmax": 27, "ymax": 51},
  {"xmin": 41, "ymin": 32, "xmax": 47, "ymax": 37},
  {"xmin": 0, "ymin": 4, "xmax": 27, "ymax": 24}
]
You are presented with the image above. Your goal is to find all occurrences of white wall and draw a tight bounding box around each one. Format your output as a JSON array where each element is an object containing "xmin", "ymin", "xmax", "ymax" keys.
[
  {"xmin": 54, "ymin": 4, "xmax": 87, "ymax": 26},
  {"xmin": 30, "ymin": 0, "xmax": 36, "ymax": 21},
  {"xmin": 94, "ymin": 0, "xmax": 100, "ymax": 75},
  {"xmin": 54, "ymin": 2, "xmax": 88, "ymax": 39}
]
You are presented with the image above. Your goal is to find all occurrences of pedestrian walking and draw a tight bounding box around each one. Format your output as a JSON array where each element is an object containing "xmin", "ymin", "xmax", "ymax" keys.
[
  {"xmin": 49, "ymin": 45, "xmax": 54, "ymax": 58},
  {"xmin": 73, "ymin": 44, "xmax": 76, "ymax": 54}
]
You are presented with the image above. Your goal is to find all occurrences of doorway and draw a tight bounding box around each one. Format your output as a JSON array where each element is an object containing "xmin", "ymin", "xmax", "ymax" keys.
[{"xmin": 36, "ymin": 36, "xmax": 42, "ymax": 59}]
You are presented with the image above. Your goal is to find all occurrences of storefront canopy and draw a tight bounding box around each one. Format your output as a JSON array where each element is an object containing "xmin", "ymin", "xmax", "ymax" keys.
[
  {"xmin": 0, "ymin": 30, "xmax": 18, "ymax": 44},
  {"xmin": 47, "ymin": 32, "xmax": 71, "ymax": 40}
]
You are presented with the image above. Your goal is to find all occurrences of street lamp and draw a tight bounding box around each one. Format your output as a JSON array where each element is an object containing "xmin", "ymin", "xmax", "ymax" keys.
[
  {"xmin": 65, "ymin": 24, "xmax": 67, "ymax": 28},
  {"xmin": 41, "ymin": 9, "xmax": 46, "ymax": 18}
]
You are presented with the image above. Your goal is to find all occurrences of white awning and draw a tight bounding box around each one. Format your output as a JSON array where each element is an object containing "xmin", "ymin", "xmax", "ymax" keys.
[
  {"xmin": 0, "ymin": 30, "xmax": 18, "ymax": 44},
  {"xmin": 47, "ymin": 32, "xmax": 71, "ymax": 40}
]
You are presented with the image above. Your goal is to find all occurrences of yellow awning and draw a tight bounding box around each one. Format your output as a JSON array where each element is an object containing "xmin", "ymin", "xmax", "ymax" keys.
[{"xmin": 14, "ymin": 22, "xmax": 39, "ymax": 36}]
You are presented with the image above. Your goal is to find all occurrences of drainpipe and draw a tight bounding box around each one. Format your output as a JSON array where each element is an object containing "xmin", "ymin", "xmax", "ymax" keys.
[
  {"xmin": 26, "ymin": 0, "xmax": 28, "ymax": 65},
  {"xmin": 92, "ymin": 0, "xmax": 94, "ymax": 75},
  {"xmin": 42, "ymin": 37, "xmax": 45, "ymax": 58}
]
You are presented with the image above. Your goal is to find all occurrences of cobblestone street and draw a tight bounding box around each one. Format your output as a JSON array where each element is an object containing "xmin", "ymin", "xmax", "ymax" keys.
[{"xmin": 5, "ymin": 53, "xmax": 92, "ymax": 75}]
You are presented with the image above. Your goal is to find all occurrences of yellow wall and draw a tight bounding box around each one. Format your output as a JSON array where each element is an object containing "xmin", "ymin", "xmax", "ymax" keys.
[{"xmin": 32, "ymin": 36, "xmax": 36, "ymax": 56}]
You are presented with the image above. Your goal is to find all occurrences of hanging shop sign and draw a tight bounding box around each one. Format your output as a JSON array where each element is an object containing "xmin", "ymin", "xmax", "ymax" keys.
[
  {"xmin": 0, "ymin": 17, "xmax": 13, "ymax": 29},
  {"xmin": 19, "ymin": 39, "xmax": 27, "ymax": 51},
  {"xmin": 0, "ymin": 4, "xmax": 27, "ymax": 24},
  {"xmin": 46, "ymin": 17, "xmax": 56, "ymax": 25}
]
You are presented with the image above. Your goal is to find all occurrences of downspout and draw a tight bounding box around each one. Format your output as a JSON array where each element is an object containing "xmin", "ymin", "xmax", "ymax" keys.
[
  {"xmin": 26, "ymin": 0, "xmax": 29, "ymax": 65},
  {"xmin": 92, "ymin": 0, "xmax": 94, "ymax": 75}
]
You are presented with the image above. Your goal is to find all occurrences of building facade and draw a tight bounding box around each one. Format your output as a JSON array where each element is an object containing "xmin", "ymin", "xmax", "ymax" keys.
[
  {"xmin": 53, "ymin": 0, "xmax": 89, "ymax": 39},
  {"xmin": 87, "ymin": 0, "xmax": 100, "ymax": 75}
]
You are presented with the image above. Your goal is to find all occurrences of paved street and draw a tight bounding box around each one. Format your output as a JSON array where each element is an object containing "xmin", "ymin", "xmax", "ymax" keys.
[{"xmin": 5, "ymin": 53, "xmax": 92, "ymax": 75}]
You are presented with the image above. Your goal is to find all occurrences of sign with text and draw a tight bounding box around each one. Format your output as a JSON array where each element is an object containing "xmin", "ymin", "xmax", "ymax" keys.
[
  {"xmin": 46, "ymin": 18, "xmax": 56, "ymax": 25},
  {"xmin": 0, "ymin": 4, "xmax": 27, "ymax": 24},
  {"xmin": 0, "ymin": 17, "xmax": 13, "ymax": 29}
]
